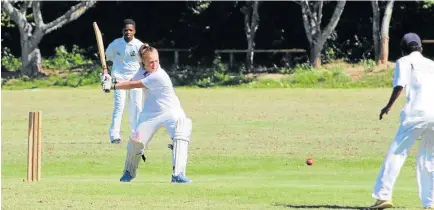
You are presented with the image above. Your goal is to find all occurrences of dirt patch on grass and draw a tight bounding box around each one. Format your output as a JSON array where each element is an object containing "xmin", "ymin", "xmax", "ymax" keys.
[
  {"xmin": 42, "ymin": 67, "xmax": 90, "ymax": 78},
  {"xmin": 246, "ymin": 60, "xmax": 395, "ymax": 82},
  {"xmin": 320, "ymin": 60, "xmax": 395, "ymax": 81},
  {"xmin": 246, "ymin": 73, "xmax": 288, "ymax": 80}
]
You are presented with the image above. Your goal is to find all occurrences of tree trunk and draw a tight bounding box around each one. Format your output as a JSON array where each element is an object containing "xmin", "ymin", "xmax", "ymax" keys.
[
  {"xmin": 19, "ymin": 21, "xmax": 44, "ymax": 77},
  {"xmin": 379, "ymin": 36, "xmax": 390, "ymax": 65},
  {"xmin": 310, "ymin": 37, "xmax": 325, "ymax": 68},
  {"xmin": 378, "ymin": 0, "xmax": 394, "ymax": 65},
  {"xmin": 310, "ymin": 48, "xmax": 322, "ymax": 68},
  {"xmin": 300, "ymin": 0, "xmax": 346, "ymax": 68},
  {"xmin": 1, "ymin": 0, "xmax": 96, "ymax": 77},
  {"xmin": 371, "ymin": 0, "xmax": 381, "ymax": 63},
  {"xmin": 246, "ymin": 38, "xmax": 255, "ymax": 72},
  {"xmin": 21, "ymin": 46, "xmax": 43, "ymax": 77},
  {"xmin": 242, "ymin": 1, "xmax": 260, "ymax": 73}
]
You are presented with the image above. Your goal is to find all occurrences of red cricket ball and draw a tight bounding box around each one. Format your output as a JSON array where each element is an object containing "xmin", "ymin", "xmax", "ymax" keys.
[{"xmin": 306, "ymin": 158, "xmax": 314, "ymax": 166}]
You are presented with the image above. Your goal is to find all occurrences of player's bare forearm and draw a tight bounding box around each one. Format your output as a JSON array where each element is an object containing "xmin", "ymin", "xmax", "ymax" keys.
[
  {"xmin": 115, "ymin": 80, "xmax": 144, "ymax": 90},
  {"xmin": 103, "ymin": 61, "xmax": 113, "ymax": 74},
  {"xmin": 385, "ymin": 86, "xmax": 403, "ymax": 109},
  {"xmin": 379, "ymin": 86, "xmax": 403, "ymax": 120}
]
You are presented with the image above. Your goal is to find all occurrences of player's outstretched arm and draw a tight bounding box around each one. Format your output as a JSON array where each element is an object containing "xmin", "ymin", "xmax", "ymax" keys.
[
  {"xmin": 115, "ymin": 80, "xmax": 144, "ymax": 90},
  {"xmin": 379, "ymin": 58, "xmax": 409, "ymax": 120},
  {"xmin": 379, "ymin": 86, "xmax": 403, "ymax": 120},
  {"xmin": 101, "ymin": 76, "xmax": 145, "ymax": 92}
]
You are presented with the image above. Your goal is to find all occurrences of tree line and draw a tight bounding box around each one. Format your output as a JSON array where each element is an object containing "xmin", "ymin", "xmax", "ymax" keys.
[{"xmin": 2, "ymin": 1, "xmax": 434, "ymax": 77}]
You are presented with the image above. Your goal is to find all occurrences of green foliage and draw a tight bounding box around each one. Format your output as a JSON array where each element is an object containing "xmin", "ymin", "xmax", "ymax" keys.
[
  {"xmin": 244, "ymin": 65, "xmax": 393, "ymax": 89},
  {"xmin": 2, "ymin": 44, "xmax": 100, "ymax": 89},
  {"xmin": 293, "ymin": 67, "xmax": 351, "ymax": 86},
  {"xmin": 1, "ymin": 47, "xmax": 21, "ymax": 71},
  {"xmin": 43, "ymin": 45, "xmax": 92, "ymax": 70},
  {"xmin": 2, "ymin": 45, "xmax": 393, "ymax": 90},
  {"xmin": 189, "ymin": 1, "xmax": 211, "ymax": 14},
  {"xmin": 351, "ymin": 69, "xmax": 393, "ymax": 88},
  {"xmin": 423, "ymin": 0, "xmax": 434, "ymax": 8},
  {"xmin": 359, "ymin": 59, "xmax": 376, "ymax": 73},
  {"xmin": 0, "ymin": 45, "xmax": 93, "ymax": 72},
  {"xmin": 246, "ymin": 67, "xmax": 352, "ymax": 88},
  {"xmin": 322, "ymin": 33, "xmax": 374, "ymax": 63},
  {"xmin": 169, "ymin": 56, "xmax": 252, "ymax": 88},
  {"xmin": 280, "ymin": 63, "xmax": 314, "ymax": 74},
  {"xmin": 2, "ymin": 65, "xmax": 102, "ymax": 90},
  {"xmin": 1, "ymin": 12, "xmax": 15, "ymax": 28},
  {"xmin": 324, "ymin": 47, "xmax": 337, "ymax": 62}
]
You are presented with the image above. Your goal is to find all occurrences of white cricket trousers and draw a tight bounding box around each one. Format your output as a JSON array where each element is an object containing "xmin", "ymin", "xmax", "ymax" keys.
[
  {"xmin": 134, "ymin": 108, "xmax": 186, "ymax": 146},
  {"xmin": 372, "ymin": 121, "xmax": 434, "ymax": 208},
  {"xmin": 109, "ymin": 88, "xmax": 142, "ymax": 141}
]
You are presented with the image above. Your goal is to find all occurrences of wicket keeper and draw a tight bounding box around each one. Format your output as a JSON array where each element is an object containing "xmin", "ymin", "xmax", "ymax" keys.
[{"xmin": 101, "ymin": 19, "xmax": 144, "ymax": 144}]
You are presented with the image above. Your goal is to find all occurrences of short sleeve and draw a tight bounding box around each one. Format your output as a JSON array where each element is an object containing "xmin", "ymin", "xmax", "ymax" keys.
[
  {"xmin": 140, "ymin": 74, "xmax": 151, "ymax": 87},
  {"xmin": 131, "ymin": 67, "xmax": 145, "ymax": 81},
  {"xmin": 133, "ymin": 40, "xmax": 144, "ymax": 62},
  {"xmin": 137, "ymin": 39, "xmax": 144, "ymax": 46},
  {"xmin": 140, "ymin": 71, "xmax": 157, "ymax": 88},
  {"xmin": 133, "ymin": 39, "xmax": 144, "ymax": 52},
  {"xmin": 392, "ymin": 59, "xmax": 410, "ymax": 88}
]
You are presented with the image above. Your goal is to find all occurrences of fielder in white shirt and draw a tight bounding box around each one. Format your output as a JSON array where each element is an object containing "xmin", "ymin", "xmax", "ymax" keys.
[
  {"xmin": 370, "ymin": 33, "xmax": 434, "ymax": 209},
  {"xmin": 102, "ymin": 19, "xmax": 144, "ymax": 144},
  {"xmin": 102, "ymin": 45, "xmax": 192, "ymax": 183}
]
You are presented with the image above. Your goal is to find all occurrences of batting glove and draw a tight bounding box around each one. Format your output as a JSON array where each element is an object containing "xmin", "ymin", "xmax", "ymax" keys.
[
  {"xmin": 100, "ymin": 73, "xmax": 109, "ymax": 82},
  {"xmin": 100, "ymin": 73, "xmax": 116, "ymax": 93}
]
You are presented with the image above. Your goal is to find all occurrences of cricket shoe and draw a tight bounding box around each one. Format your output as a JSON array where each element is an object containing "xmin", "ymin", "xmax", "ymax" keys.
[
  {"xmin": 111, "ymin": 138, "xmax": 121, "ymax": 144},
  {"xmin": 369, "ymin": 200, "xmax": 393, "ymax": 209},
  {"xmin": 120, "ymin": 170, "xmax": 134, "ymax": 182},
  {"xmin": 171, "ymin": 173, "xmax": 192, "ymax": 184}
]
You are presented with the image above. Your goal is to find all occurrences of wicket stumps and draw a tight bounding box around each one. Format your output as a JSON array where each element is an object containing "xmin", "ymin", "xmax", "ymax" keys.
[{"xmin": 27, "ymin": 111, "xmax": 42, "ymax": 182}]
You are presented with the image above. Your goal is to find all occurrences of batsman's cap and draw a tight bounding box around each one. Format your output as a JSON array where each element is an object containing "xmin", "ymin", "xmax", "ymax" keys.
[
  {"xmin": 123, "ymin": 19, "xmax": 136, "ymax": 28},
  {"xmin": 400, "ymin": 33, "xmax": 422, "ymax": 48}
]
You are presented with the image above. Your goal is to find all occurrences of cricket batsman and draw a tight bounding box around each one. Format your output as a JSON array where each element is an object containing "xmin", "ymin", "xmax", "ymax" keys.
[
  {"xmin": 370, "ymin": 33, "xmax": 434, "ymax": 209},
  {"xmin": 101, "ymin": 19, "xmax": 144, "ymax": 144},
  {"xmin": 101, "ymin": 45, "xmax": 192, "ymax": 183}
]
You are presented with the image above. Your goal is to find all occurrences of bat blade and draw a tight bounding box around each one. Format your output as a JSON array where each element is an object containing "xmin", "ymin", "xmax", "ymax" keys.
[{"xmin": 93, "ymin": 22, "xmax": 107, "ymax": 69}]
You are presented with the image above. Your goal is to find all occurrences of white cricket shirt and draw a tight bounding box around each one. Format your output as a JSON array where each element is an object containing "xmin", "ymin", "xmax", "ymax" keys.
[
  {"xmin": 105, "ymin": 37, "xmax": 144, "ymax": 80},
  {"xmin": 132, "ymin": 66, "xmax": 183, "ymax": 114},
  {"xmin": 393, "ymin": 51, "xmax": 434, "ymax": 123}
]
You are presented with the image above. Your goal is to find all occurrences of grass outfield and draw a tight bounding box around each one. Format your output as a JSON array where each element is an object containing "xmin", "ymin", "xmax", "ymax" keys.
[{"xmin": 1, "ymin": 88, "xmax": 423, "ymax": 209}]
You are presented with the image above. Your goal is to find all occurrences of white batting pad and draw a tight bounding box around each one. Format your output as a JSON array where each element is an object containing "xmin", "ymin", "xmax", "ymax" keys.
[
  {"xmin": 124, "ymin": 137, "xmax": 145, "ymax": 178},
  {"xmin": 174, "ymin": 117, "xmax": 192, "ymax": 142},
  {"xmin": 173, "ymin": 117, "xmax": 192, "ymax": 176},
  {"xmin": 168, "ymin": 143, "xmax": 175, "ymax": 173},
  {"xmin": 173, "ymin": 139, "xmax": 189, "ymax": 176}
]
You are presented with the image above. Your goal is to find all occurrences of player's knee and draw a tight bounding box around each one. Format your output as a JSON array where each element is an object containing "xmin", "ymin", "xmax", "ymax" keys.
[
  {"xmin": 128, "ymin": 136, "xmax": 145, "ymax": 154},
  {"xmin": 173, "ymin": 117, "xmax": 192, "ymax": 143}
]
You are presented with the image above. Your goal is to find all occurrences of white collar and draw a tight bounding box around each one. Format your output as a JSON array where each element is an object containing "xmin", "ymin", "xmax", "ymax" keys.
[
  {"xmin": 409, "ymin": 51, "xmax": 422, "ymax": 57},
  {"xmin": 121, "ymin": 37, "xmax": 135, "ymax": 44}
]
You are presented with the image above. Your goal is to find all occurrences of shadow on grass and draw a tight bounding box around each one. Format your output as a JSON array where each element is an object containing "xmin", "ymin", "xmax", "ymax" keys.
[{"xmin": 274, "ymin": 203, "xmax": 368, "ymax": 209}]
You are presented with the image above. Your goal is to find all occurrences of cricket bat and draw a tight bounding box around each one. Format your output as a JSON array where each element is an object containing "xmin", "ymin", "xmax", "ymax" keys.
[{"xmin": 93, "ymin": 22, "xmax": 107, "ymax": 69}]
